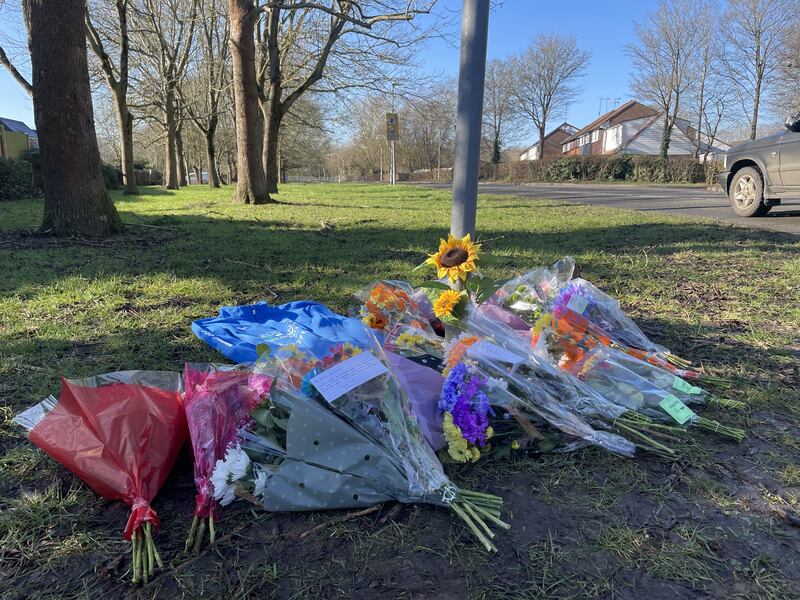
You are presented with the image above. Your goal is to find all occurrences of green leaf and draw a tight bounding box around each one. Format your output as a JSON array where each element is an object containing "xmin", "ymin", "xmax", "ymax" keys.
[
  {"xmin": 412, "ymin": 260, "xmax": 432, "ymax": 272},
  {"xmin": 418, "ymin": 280, "xmax": 451, "ymax": 290},
  {"xmin": 256, "ymin": 343, "xmax": 271, "ymax": 358}
]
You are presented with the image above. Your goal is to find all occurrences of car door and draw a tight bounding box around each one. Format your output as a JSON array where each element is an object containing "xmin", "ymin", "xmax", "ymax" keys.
[{"xmin": 779, "ymin": 129, "xmax": 800, "ymax": 192}]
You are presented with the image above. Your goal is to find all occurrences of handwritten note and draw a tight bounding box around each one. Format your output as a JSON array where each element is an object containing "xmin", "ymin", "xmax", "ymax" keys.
[{"xmin": 310, "ymin": 351, "xmax": 388, "ymax": 403}]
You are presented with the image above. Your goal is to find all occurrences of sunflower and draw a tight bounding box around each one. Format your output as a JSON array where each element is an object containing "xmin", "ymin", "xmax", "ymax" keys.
[
  {"xmin": 425, "ymin": 233, "xmax": 481, "ymax": 283},
  {"xmin": 433, "ymin": 289, "xmax": 463, "ymax": 320}
]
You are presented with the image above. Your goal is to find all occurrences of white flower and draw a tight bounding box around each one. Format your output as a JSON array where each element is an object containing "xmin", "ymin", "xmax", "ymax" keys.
[
  {"xmin": 210, "ymin": 444, "xmax": 251, "ymax": 507},
  {"xmin": 225, "ymin": 445, "xmax": 251, "ymax": 480}
]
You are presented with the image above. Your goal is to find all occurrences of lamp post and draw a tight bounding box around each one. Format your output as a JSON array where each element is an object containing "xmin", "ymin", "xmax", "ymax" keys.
[{"xmin": 450, "ymin": 0, "xmax": 490, "ymax": 238}]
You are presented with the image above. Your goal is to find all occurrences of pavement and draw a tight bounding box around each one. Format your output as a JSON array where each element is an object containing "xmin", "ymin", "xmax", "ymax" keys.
[{"xmin": 424, "ymin": 182, "xmax": 800, "ymax": 236}]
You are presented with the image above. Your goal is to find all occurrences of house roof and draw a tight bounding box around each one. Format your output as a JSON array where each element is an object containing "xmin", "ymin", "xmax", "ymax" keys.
[
  {"xmin": 522, "ymin": 122, "xmax": 577, "ymax": 152},
  {"xmin": 0, "ymin": 117, "xmax": 37, "ymax": 138},
  {"xmin": 562, "ymin": 100, "xmax": 656, "ymax": 144}
]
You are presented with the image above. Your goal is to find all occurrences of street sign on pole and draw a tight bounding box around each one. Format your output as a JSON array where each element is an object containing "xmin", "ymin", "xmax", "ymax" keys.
[
  {"xmin": 386, "ymin": 112, "xmax": 399, "ymax": 185},
  {"xmin": 450, "ymin": 0, "xmax": 489, "ymax": 239},
  {"xmin": 386, "ymin": 112, "xmax": 400, "ymax": 141}
]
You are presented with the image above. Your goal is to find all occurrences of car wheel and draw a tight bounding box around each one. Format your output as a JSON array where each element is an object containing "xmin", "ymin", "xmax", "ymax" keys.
[{"xmin": 729, "ymin": 167, "xmax": 768, "ymax": 217}]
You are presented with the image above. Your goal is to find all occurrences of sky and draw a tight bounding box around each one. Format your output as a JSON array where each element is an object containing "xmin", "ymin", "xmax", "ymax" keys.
[{"xmin": 0, "ymin": 0, "xmax": 660, "ymax": 143}]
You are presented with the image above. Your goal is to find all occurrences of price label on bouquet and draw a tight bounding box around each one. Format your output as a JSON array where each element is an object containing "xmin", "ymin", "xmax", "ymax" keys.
[
  {"xmin": 467, "ymin": 340, "xmax": 526, "ymax": 369},
  {"xmin": 658, "ymin": 395, "xmax": 695, "ymax": 425},
  {"xmin": 310, "ymin": 352, "xmax": 388, "ymax": 403},
  {"xmin": 566, "ymin": 295, "xmax": 589, "ymax": 315},
  {"xmin": 672, "ymin": 376, "xmax": 703, "ymax": 395}
]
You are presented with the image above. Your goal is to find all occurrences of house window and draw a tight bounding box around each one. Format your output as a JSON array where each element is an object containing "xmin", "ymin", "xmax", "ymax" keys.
[{"xmin": 591, "ymin": 130, "xmax": 600, "ymax": 143}]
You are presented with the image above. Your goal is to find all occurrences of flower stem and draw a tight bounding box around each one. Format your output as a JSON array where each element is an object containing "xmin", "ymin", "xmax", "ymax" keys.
[
  {"xmin": 470, "ymin": 502, "xmax": 511, "ymax": 530},
  {"xmin": 184, "ymin": 515, "xmax": 198, "ymax": 554},
  {"xmin": 131, "ymin": 535, "xmax": 139, "ymax": 584},
  {"xmin": 708, "ymin": 397, "xmax": 745, "ymax": 410},
  {"xmin": 193, "ymin": 517, "xmax": 206, "ymax": 554},
  {"xmin": 696, "ymin": 416, "xmax": 745, "ymax": 442},
  {"xmin": 140, "ymin": 531, "xmax": 148, "ymax": 584},
  {"xmin": 145, "ymin": 522, "xmax": 156, "ymax": 577},
  {"xmin": 614, "ymin": 421, "xmax": 676, "ymax": 456},
  {"xmin": 209, "ymin": 515, "xmax": 216, "ymax": 545},
  {"xmin": 462, "ymin": 501, "xmax": 495, "ymax": 539},
  {"xmin": 450, "ymin": 501, "xmax": 496, "ymax": 552}
]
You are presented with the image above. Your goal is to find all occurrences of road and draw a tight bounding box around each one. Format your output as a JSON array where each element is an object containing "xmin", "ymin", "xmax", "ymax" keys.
[{"xmin": 425, "ymin": 182, "xmax": 800, "ymax": 235}]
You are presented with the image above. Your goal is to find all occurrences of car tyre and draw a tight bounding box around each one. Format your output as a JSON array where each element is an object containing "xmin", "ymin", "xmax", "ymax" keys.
[{"xmin": 729, "ymin": 167, "xmax": 769, "ymax": 217}]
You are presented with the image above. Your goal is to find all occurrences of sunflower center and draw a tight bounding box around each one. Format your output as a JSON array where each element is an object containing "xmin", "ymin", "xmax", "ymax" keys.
[{"xmin": 440, "ymin": 247, "xmax": 468, "ymax": 267}]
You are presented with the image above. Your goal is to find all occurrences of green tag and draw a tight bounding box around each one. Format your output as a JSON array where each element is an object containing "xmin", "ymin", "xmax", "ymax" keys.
[
  {"xmin": 672, "ymin": 376, "xmax": 703, "ymax": 395},
  {"xmin": 659, "ymin": 395, "xmax": 696, "ymax": 425}
]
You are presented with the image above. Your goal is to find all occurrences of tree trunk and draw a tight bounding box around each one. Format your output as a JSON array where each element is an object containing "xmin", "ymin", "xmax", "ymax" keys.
[
  {"xmin": 176, "ymin": 126, "xmax": 188, "ymax": 186},
  {"xmin": 206, "ymin": 125, "xmax": 221, "ymax": 187},
  {"xmin": 659, "ymin": 115, "xmax": 672, "ymax": 181},
  {"xmin": 751, "ymin": 73, "xmax": 761, "ymax": 140},
  {"xmin": 113, "ymin": 92, "xmax": 137, "ymax": 194},
  {"xmin": 228, "ymin": 0, "xmax": 270, "ymax": 204},
  {"xmin": 262, "ymin": 4, "xmax": 281, "ymax": 194},
  {"xmin": 28, "ymin": 0, "xmax": 124, "ymax": 237},
  {"xmin": 263, "ymin": 107, "xmax": 282, "ymax": 193},
  {"xmin": 538, "ymin": 125, "xmax": 546, "ymax": 161},
  {"xmin": 164, "ymin": 86, "xmax": 179, "ymax": 189}
]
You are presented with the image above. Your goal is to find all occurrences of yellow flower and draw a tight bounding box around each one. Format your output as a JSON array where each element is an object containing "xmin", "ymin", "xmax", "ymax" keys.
[
  {"xmin": 443, "ymin": 412, "xmax": 478, "ymax": 463},
  {"xmin": 425, "ymin": 233, "xmax": 481, "ymax": 283},
  {"xmin": 433, "ymin": 289, "xmax": 463, "ymax": 320},
  {"xmin": 511, "ymin": 439, "xmax": 521, "ymax": 450}
]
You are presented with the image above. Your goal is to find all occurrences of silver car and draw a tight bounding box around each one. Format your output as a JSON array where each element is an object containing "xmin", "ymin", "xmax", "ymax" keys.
[{"xmin": 718, "ymin": 114, "xmax": 800, "ymax": 216}]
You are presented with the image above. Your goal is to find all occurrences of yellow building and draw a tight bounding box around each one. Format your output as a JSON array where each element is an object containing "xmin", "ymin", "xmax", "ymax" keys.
[{"xmin": 0, "ymin": 117, "xmax": 38, "ymax": 159}]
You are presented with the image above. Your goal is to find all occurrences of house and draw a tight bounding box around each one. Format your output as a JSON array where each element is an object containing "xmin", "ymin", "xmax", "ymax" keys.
[
  {"xmin": 0, "ymin": 117, "xmax": 38, "ymax": 159},
  {"xmin": 519, "ymin": 123, "xmax": 578, "ymax": 161},
  {"xmin": 561, "ymin": 100, "xmax": 660, "ymax": 156}
]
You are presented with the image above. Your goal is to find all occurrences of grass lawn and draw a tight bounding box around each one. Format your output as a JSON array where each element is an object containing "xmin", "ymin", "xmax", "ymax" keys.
[{"xmin": 1, "ymin": 183, "xmax": 799, "ymax": 599}]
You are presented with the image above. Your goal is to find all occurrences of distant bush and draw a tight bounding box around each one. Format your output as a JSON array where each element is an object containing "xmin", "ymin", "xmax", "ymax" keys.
[
  {"xmin": 101, "ymin": 162, "xmax": 122, "ymax": 190},
  {"xmin": 481, "ymin": 155, "xmax": 711, "ymax": 184},
  {"xmin": 0, "ymin": 158, "xmax": 35, "ymax": 200}
]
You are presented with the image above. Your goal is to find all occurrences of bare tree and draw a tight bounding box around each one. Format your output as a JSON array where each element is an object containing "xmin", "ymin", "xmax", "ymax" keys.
[
  {"xmin": 771, "ymin": 17, "xmax": 800, "ymax": 116},
  {"xmin": 130, "ymin": 0, "xmax": 198, "ymax": 189},
  {"xmin": 25, "ymin": 0, "xmax": 124, "ymax": 236},
  {"xmin": 253, "ymin": 0, "xmax": 437, "ymax": 195},
  {"xmin": 722, "ymin": 0, "xmax": 791, "ymax": 139},
  {"xmin": 483, "ymin": 57, "xmax": 524, "ymax": 164},
  {"xmin": 513, "ymin": 34, "xmax": 589, "ymax": 162},
  {"xmin": 182, "ymin": 0, "xmax": 229, "ymax": 187},
  {"xmin": 85, "ymin": 0, "xmax": 138, "ymax": 193},
  {"xmin": 0, "ymin": 1, "xmax": 33, "ymax": 95},
  {"xmin": 627, "ymin": 0, "xmax": 702, "ymax": 175}
]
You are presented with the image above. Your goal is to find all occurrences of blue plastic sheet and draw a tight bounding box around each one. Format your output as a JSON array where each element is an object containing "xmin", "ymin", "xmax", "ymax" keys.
[{"xmin": 192, "ymin": 301, "xmax": 375, "ymax": 363}]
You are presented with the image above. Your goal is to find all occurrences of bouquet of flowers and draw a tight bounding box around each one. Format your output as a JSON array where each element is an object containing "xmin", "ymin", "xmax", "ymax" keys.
[
  {"xmin": 13, "ymin": 371, "xmax": 187, "ymax": 584},
  {"xmin": 492, "ymin": 258, "xmax": 693, "ymax": 368},
  {"xmin": 533, "ymin": 306, "xmax": 728, "ymax": 388},
  {"xmin": 441, "ymin": 326, "xmax": 637, "ymax": 459},
  {"xmin": 211, "ymin": 330, "xmax": 510, "ymax": 552},
  {"xmin": 544, "ymin": 335, "xmax": 746, "ymax": 442},
  {"xmin": 355, "ymin": 280, "xmax": 436, "ymax": 334},
  {"xmin": 182, "ymin": 363, "xmax": 274, "ymax": 553}
]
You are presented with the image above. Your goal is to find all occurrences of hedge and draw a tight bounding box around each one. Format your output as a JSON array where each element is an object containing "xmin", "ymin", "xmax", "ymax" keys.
[
  {"xmin": 0, "ymin": 158, "xmax": 35, "ymax": 200},
  {"xmin": 479, "ymin": 155, "xmax": 719, "ymax": 184}
]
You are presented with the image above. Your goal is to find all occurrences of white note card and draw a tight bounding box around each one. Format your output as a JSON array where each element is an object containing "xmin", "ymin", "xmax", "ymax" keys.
[
  {"xmin": 467, "ymin": 340, "xmax": 526, "ymax": 368},
  {"xmin": 310, "ymin": 351, "xmax": 388, "ymax": 403},
  {"xmin": 566, "ymin": 294, "xmax": 589, "ymax": 315}
]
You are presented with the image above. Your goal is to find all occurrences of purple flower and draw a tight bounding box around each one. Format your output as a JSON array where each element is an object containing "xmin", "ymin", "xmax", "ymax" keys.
[{"xmin": 440, "ymin": 363, "xmax": 493, "ymax": 447}]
